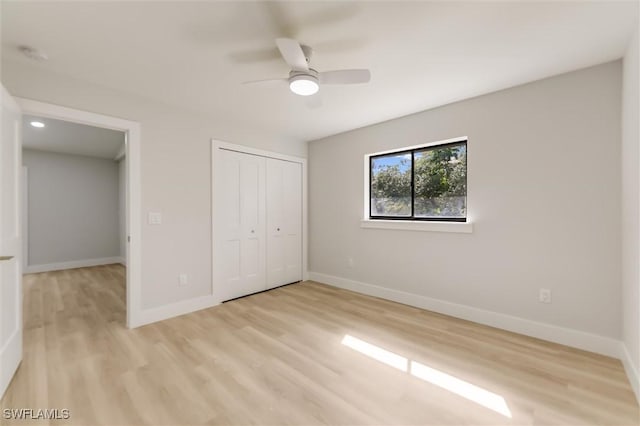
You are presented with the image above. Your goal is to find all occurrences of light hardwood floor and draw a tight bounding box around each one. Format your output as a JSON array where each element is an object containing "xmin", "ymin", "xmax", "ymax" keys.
[{"xmin": 1, "ymin": 265, "xmax": 638, "ymax": 425}]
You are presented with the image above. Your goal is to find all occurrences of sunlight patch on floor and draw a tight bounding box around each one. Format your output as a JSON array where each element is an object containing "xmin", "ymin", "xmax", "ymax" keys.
[
  {"xmin": 341, "ymin": 334, "xmax": 512, "ymax": 418},
  {"xmin": 341, "ymin": 335, "xmax": 408, "ymax": 371}
]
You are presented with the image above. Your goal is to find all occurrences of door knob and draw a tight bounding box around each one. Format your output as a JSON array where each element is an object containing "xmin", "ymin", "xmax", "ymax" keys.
[
  {"xmin": 0, "ymin": 256, "xmax": 14, "ymax": 261},
  {"xmin": 277, "ymin": 227, "xmax": 280, "ymax": 231},
  {"xmin": 250, "ymin": 229, "xmax": 255, "ymax": 234}
]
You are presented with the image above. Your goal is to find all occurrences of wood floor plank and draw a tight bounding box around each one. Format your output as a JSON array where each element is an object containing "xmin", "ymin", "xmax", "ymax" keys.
[{"xmin": 1, "ymin": 265, "xmax": 638, "ymax": 425}]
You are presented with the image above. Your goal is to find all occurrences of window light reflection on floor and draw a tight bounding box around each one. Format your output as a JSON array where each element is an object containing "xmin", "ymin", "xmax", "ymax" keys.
[
  {"xmin": 341, "ymin": 334, "xmax": 408, "ymax": 371},
  {"xmin": 340, "ymin": 334, "xmax": 512, "ymax": 418}
]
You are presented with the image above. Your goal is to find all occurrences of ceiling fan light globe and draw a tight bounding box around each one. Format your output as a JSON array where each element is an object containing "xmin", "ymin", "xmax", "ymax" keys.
[{"xmin": 289, "ymin": 75, "xmax": 319, "ymax": 96}]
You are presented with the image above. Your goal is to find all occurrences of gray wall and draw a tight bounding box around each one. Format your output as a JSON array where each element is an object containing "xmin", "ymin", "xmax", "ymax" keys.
[
  {"xmin": 23, "ymin": 149, "xmax": 120, "ymax": 266},
  {"xmin": 622, "ymin": 27, "xmax": 639, "ymax": 396},
  {"xmin": 309, "ymin": 61, "xmax": 622, "ymax": 339}
]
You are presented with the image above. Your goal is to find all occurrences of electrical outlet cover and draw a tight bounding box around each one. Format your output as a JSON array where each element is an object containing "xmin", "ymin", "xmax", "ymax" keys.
[{"xmin": 179, "ymin": 274, "xmax": 188, "ymax": 286}]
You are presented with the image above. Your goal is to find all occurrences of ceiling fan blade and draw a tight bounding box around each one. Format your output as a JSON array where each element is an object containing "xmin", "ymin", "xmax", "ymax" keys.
[
  {"xmin": 276, "ymin": 38, "xmax": 309, "ymax": 71},
  {"xmin": 242, "ymin": 77, "xmax": 287, "ymax": 85},
  {"xmin": 319, "ymin": 69, "xmax": 371, "ymax": 85}
]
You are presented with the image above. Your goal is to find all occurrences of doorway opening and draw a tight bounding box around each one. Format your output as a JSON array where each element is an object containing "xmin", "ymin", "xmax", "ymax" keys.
[
  {"xmin": 22, "ymin": 115, "xmax": 127, "ymax": 323},
  {"xmin": 17, "ymin": 98, "xmax": 141, "ymax": 328}
]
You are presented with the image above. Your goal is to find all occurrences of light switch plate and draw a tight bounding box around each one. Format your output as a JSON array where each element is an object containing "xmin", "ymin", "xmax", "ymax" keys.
[{"xmin": 148, "ymin": 212, "xmax": 162, "ymax": 225}]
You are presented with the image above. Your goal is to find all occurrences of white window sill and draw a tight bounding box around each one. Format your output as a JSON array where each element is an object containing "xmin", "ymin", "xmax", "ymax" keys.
[{"xmin": 360, "ymin": 219, "xmax": 473, "ymax": 233}]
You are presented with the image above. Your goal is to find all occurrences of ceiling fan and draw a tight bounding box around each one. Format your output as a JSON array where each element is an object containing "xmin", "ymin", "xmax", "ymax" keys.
[{"xmin": 244, "ymin": 38, "xmax": 371, "ymax": 96}]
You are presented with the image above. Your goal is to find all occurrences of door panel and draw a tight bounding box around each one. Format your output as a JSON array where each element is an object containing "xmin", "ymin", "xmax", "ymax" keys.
[
  {"xmin": 266, "ymin": 158, "xmax": 302, "ymax": 289},
  {"xmin": 225, "ymin": 240, "xmax": 241, "ymax": 282},
  {"xmin": 214, "ymin": 149, "xmax": 266, "ymax": 301},
  {"xmin": 0, "ymin": 84, "xmax": 22, "ymax": 399},
  {"xmin": 214, "ymin": 147, "xmax": 302, "ymax": 300},
  {"xmin": 266, "ymin": 161, "xmax": 285, "ymax": 287}
]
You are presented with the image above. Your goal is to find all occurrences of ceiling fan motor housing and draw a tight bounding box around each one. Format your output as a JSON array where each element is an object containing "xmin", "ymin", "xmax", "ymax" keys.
[
  {"xmin": 289, "ymin": 68, "xmax": 318, "ymax": 80},
  {"xmin": 300, "ymin": 45, "xmax": 313, "ymax": 64}
]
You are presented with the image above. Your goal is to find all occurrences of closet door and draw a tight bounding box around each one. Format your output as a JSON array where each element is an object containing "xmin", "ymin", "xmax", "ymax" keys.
[
  {"xmin": 266, "ymin": 158, "xmax": 302, "ymax": 289},
  {"xmin": 214, "ymin": 149, "xmax": 266, "ymax": 301}
]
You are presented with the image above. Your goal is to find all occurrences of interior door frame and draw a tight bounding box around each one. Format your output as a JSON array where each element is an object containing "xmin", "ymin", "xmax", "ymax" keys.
[
  {"xmin": 21, "ymin": 166, "xmax": 28, "ymax": 270},
  {"xmin": 211, "ymin": 139, "xmax": 308, "ymax": 303},
  {"xmin": 17, "ymin": 98, "xmax": 142, "ymax": 328},
  {"xmin": 1, "ymin": 85, "xmax": 23, "ymax": 400}
]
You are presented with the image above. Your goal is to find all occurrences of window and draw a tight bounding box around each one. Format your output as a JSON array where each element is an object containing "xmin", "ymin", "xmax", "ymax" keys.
[{"xmin": 369, "ymin": 140, "xmax": 467, "ymax": 222}]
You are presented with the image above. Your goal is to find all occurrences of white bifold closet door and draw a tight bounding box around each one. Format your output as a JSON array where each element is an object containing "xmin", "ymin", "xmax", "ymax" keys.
[
  {"xmin": 214, "ymin": 147, "xmax": 302, "ymax": 302},
  {"xmin": 266, "ymin": 158, "xmax": 302, "ymax": 289},
  {"xmin": 214, "ymin": 149, "xmax": 266, "ymax": 301}
]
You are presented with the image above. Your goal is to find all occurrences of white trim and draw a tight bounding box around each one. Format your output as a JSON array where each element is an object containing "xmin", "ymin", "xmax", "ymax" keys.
[
  {"xmin": 210, "ymin": 139, "xmax": 308, "ymax": 300},
  {"xmin": 213, "ymin": 139, "xmax": 305, "ymax": 164},
  {"xmin": 0, "ymin": 85, "xmax": 23, "ymax": 400},
  {"xmin": 621, "ymin": 343, "xmax": 640, "ymax": 404},
  {"xmin": 16, "ymin": 97, "xmax": 142, "ymax": 329},
  {"xmin": 308, "ymin": 271, "xmax": 622, "ymax": 359},
  {"xmin": 116, "ymin": 256, "xmax": 126, "ymax": 266},
  {"xmin": 136, "ymin": 295, "xmax": 219, "ymax": 328},
  {"xmin": 367, "ymin": 135, "xmax": 468, "ymax": 158},
  {"xmin": 0, "ymin": 328, "xmax": 21, "ymax": 400},
  {"xmin": 25, "ymin": 257, "xmax": 123, "ymax": 274},
  {"xmin": 361, "ymin": 219, "xmax": 473, "ymax": 233},
  {"xmin": 22, "ymin": 167, "xmax": 28, "ymax": 269},
  {"xmin": 302, "ymin": 154, "xmax": 309, "ymax": 281},
  {"xmin": 114, "ymin": 143, "xmax": 126, "ymax": 161}
]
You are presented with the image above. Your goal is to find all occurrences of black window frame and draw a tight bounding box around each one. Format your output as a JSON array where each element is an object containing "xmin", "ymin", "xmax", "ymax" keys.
[{"xmin": 369, "ymin": 140, "xmax": 467, "ymax": 222}]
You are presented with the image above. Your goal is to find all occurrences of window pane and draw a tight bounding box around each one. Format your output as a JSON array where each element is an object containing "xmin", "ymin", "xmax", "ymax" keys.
[
  {"xmin": 371, "ymin": 152, "xmax": 411, "ymax": 216},
  {"xmin": 413, "ymin": 144, "xmax": 466, "ymax": 219}
]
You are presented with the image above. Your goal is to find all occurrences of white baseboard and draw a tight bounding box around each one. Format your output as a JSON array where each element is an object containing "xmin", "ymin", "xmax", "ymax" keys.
[
  {"xmin": 25, "ymin": 257, "xmax": 124, "ymax": 274},
  {"xmin": 308, "ymin": 271, "xmax": 622, "ymax": 359},
  {"xmin": 133, "ymin": 295, "xmax": 219, "ymax": 328},
  {"xmin": 620, "ymin": 343, "xmax": 640, "ymax": 404},
  {"xmin": 115, "ymin": 256, "xmax": 126, "ymax": 266},
  {"xmin": 0, "ymin": 329, "xmax": 21, "ymax": 400}
]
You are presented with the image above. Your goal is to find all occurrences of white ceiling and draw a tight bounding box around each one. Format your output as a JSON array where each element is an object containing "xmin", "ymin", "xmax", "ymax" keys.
[
  {"xmin": 23, "ymin": 115, "xmax": 125, "ymax": 159},
  {"xmin": 2, "ymin": 1, "xmax": 638, "ymax": 143}
]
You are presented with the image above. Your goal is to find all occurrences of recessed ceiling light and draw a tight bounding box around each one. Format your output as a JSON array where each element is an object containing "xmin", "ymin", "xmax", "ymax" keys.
[
  {"xmin": 19, "ymin": 46, "xmax": 48, "ymax": 62},
  {"xmin": 30, "ymin": 121, "xmax": 45, "ymax": 128}
]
